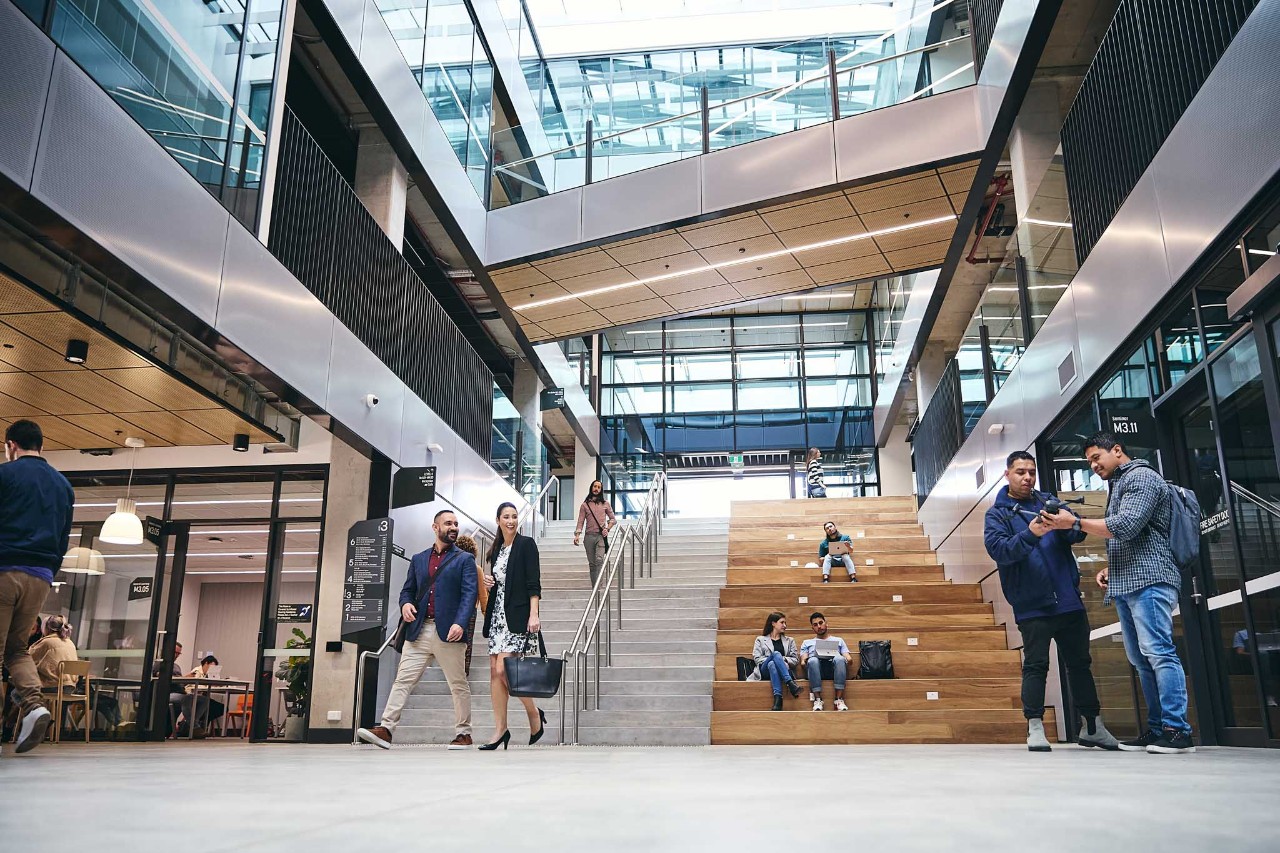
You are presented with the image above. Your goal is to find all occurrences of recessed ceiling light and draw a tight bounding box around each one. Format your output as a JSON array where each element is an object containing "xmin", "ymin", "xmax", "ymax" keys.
[{"xmin": 513, "ymin": 214, "xmax": 958, "ymax": 312}]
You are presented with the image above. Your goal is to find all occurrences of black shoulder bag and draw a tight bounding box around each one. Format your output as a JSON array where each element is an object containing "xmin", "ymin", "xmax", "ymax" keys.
[
  {"xmin": 504, "ymin": 631, "xmax": 564, "ymax": 698},
  {"xmin": 391, "ymin": 551, "xmax": 463, "ymax": 653}
]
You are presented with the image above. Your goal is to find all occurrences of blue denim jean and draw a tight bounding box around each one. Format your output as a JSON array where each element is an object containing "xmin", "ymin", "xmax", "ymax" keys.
[
  {"xmin": 822, "ymin": 554, "xmax": 856, "ymax": 577},
  {"xmin": 1114, "ymin": 582, "xmax": 1191, "ymax": 734},
  {"xmin": 806, "ymin": 655, "xmax": 847, "ymax": 692},
  {"xmin": 759, "ymin": 652, "xmax": 795, "ymax": 697}
]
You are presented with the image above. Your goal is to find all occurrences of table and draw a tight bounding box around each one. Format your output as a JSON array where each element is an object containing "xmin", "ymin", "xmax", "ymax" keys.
[{"xmin": 169, "ymin": 678, "xmax": 252, "ymax": 739}]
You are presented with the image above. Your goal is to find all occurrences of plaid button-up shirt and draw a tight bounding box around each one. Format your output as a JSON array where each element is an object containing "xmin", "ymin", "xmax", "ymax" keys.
[{"xmin": 1104, "ymin": 458, "xmax": 1183, "ymax": 600}]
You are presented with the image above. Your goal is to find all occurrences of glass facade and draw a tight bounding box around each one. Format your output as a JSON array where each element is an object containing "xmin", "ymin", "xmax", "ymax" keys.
[
  {"xmin": 27, "ymin": 0, "xmax": 286, "ymax": 231},
  {"xmin": 600, "ymin": 311, "xmax": 878, "ymax": 511}
]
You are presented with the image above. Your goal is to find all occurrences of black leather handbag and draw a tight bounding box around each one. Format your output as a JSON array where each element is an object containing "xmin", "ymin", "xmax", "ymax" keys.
[{"xmin": 504, "ymin": 631, "xmax": 564, "ymax": 698}]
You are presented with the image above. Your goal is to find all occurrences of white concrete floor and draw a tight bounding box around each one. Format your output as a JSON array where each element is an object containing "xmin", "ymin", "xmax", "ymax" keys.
[{"xmin": 1, "ymin": 742, "xmax": 1278, "ymax": 852}]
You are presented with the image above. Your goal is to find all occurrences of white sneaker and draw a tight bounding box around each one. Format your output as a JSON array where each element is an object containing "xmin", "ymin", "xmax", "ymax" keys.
[
  {"xmin": 16, "ymin": 706, "xmax": 51, "ymax": 754},
  {"xmin": 834, "ymin": 699, "xmax": 848, "ymax": 711},
  {"xmin": 811, "ymin": 698, "xmax": 824, "ymax": 712}
]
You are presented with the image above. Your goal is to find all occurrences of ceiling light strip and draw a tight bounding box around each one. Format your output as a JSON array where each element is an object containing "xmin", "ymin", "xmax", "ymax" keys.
[{"xmin": 514, "ymin": 213, "xmax": 957, "ymax": 312}]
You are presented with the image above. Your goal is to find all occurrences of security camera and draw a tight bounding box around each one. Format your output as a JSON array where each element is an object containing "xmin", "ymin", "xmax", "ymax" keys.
[{"xmin": 364, "ymin": 393, "xmax": 380, "ymax": 409}]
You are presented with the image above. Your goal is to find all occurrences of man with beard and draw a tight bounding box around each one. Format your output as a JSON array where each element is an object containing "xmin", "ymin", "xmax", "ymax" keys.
[
  {"xmin": 817, "ymin": 521, "xmax": 857, "ymax": 583},
  {"xmin": 358, "ymin": 509, "xmax": 477, "ymax": 750}
]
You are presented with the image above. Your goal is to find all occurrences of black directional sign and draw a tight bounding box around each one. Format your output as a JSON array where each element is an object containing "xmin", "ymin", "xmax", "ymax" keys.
[
  {"xmin": 391, "ymin": 466, "xmax": 437, "ymax": 509},
  {"xmin": 341, "ymin": 517, "xmax": 394, "ymax": 638},
  {"xmin": 128, "ymin": 577, "xmax": 152, "ymax": 601}
]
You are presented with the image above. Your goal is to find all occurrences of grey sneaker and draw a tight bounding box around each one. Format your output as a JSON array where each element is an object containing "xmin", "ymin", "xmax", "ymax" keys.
[
  {"xmin": 1077, "ymin": 715, "xmax": 1120, "ymax": 750},
  {"xmin": 1027, "ymin": 718, "xmax": 1051, "ymax": 752},
  {"xmin": 16, "ymin": 706, "xmax": 51, "ymax": 754}
]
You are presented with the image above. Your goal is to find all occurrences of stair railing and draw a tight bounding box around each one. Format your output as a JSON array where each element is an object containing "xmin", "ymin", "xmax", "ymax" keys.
[
  {"xmin": 558, "ymin": 471, "xmax": 666, "ymax": 744},
  {"xmin": 519, "ymin": 475, "xmax": 560, "ymax": 540}
]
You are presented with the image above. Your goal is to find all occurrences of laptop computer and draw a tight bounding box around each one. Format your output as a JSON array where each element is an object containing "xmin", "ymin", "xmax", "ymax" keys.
[
  {"xmin": 827, "ymin": 540, "xmax": 852, "ymax": 556},
  {"xmin": 814, "ymin": 639, "xmax": 841, "ymax": 658}
]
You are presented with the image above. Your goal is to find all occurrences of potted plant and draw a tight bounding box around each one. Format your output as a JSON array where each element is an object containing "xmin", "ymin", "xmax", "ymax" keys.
[{"xmin": 274, "ymin": 628, "xmax": 312, "ymax": 742}]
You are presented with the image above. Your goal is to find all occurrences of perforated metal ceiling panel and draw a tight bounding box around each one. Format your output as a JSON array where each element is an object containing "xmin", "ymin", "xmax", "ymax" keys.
[{"xmin": 492, "ymin": 160, "xmax": 979, "ymax": 342}]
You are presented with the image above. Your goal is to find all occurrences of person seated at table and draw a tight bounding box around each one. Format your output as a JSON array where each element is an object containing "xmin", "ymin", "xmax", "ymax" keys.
[
  {"xmin": 184, "ymin": 654, "xmax": 226, "ymax": 733},
  {"xmin": 30, "ymin": 615, "xmax": 120, "ymax": 728},
  {"xmin": 154, "ymin": 641, "xmax": 210, "ymax": 737}
]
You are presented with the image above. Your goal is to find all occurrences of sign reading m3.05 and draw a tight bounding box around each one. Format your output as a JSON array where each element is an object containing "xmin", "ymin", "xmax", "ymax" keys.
[{"xmin": 341, "ymin": 517, "xmax": 393, "ymax": 638}]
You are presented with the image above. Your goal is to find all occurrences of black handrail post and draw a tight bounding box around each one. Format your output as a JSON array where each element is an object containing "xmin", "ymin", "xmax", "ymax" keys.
[
  {"xmin": 827, "ymin": 48, "xmax": 841, "ymax": 121},
  {"xmin": 700, "ymin": 86, "xmax": 711, "ymax": 154},
  {"xmin": 584, "ymin": 119, "xmax": 594, "ymax": 185}
]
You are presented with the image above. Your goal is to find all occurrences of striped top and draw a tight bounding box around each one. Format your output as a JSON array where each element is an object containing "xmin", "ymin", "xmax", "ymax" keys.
[{"xmin": 807, "ymin": 458, "xmax": 825, "ymax": 487}]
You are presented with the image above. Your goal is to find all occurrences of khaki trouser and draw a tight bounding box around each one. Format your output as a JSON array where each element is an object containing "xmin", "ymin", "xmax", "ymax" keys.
[
  {"xmin": 0, "ymin": 570, "xmax": 50, "ymax": 716},
  {"xmin": 380, "ymin": 620, "xmax": 471, "ymax": 736},
  {"xmin": 583, "ymin": 533, "xmax": 607, "ymax": 585}
]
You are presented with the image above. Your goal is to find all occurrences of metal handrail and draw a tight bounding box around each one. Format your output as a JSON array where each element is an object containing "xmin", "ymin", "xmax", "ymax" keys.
[
  {"xmin": 519, "ymin": 475, "xmax": 560, "ymax": 539},
  {"xmin": 494, "ymin": 33, "xmax": 970, "ymax": 172},
  {"xmin": 1229, "ymin": 480, "xmax": 1280, "ymax": 522},
  {"xmin": 558, "ymin": 471, "xmax": 666, "ymax": 744}
]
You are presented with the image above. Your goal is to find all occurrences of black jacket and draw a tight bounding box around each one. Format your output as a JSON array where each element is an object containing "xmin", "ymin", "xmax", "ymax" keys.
[
  {"xmin": 983, "ymin": 486, "xmax": 1087, "ymax": 622},
  {"xmin": 0, "ymin": 456, "xmax": 75, "ymax": 572},
  {"xmin": 483, "ymin": 534, "xmax": 541, "ymax": 637}
]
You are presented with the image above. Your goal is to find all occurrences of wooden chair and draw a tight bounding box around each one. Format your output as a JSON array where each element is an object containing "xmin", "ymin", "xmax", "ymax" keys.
[
  {"xmin": 52, "ymin": 660, "xmax": 92, "ymax": 744},
  {"xmin": 226, "ymin": 693, "xmax": 253, "ymax": 738}
]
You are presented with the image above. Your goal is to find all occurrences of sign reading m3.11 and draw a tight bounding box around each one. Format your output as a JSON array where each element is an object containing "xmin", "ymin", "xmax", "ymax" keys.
[{"xmin": 341, "ymin": 517, "xmax": 393, "ymax": 638}]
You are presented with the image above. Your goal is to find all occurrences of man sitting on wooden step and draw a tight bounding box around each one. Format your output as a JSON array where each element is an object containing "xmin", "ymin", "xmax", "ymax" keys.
[
  {"xmin": 798, "ymin": 612, "xmax": 852, "ymax": 711},
  {"xmin": 818, "ymin": 522, "xmax": 858, "ymax": 583},
  {"xmin": 983, "ymin": 451, "xmax": 1119, "ymax": 753}
]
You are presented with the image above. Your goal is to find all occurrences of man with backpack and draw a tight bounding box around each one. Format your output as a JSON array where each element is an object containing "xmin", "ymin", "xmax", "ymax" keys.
[
  {"xmin": 984, "ymin": 451, "xmax": 1118, "ymax": 752},
  {"xmin": 1041, "ymin": 432, "xmax": 1196, "ymax": 754}
]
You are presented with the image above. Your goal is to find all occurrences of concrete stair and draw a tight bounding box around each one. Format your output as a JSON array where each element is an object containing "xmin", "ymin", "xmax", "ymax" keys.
[{"xmin": 393, "ymin": 516, "xmax": 727, "ymax": 746}]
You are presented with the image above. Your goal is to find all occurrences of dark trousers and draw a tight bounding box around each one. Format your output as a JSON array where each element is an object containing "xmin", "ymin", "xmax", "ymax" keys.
[{"xmin": 1018, "ymin": 609, "xmax": 1100, "ymax": 721}]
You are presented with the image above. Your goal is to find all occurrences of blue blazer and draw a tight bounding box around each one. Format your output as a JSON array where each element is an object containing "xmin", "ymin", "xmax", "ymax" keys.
[{"xmin": 398, "ymin": 544, "xmax": 478, "ymax": 643}]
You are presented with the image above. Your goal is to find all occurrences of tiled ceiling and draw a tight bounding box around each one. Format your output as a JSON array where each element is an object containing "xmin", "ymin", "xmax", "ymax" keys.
[
  {"xmin": 490, "ymin": 161, "xmax": 979, "ymax": 342},
  {"xmin": 0, "ymin": 278, "xmax": 277, "ymax": 451}
]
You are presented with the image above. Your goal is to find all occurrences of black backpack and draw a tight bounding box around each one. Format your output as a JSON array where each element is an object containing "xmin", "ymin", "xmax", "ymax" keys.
[
  {"xmin": 858, "ymin": 640, "xmax": 894, "ymax": 679},
  {"xmin": 736, "ymin": 656, "xmax": 757, "ymax": 681}
]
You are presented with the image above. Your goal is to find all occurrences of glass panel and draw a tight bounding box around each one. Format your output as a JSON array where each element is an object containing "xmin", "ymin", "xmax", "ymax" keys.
[
  {"xmin": 735, "ymin": 350, "xmax": 800, "ymax": 380},
  {"xmin": 1196, "ymin": 251, "xmax": 1248, "ymax": 354},
  {"xmin": 1242, "ymin": 581, "xmax": 1280, "ymax": 736},
  {"xmin": 667, "ymin": 352, "xmax": 731, "ymax": 382},
  {"xmin": 602, "ymin": 384, "xmax": 664, "ymax": 416},
  {"xmin": 1096, "ymin": 345, "xmax": 1157, "ymax": 464},
  {"xmin": 72, "ymin": 481, "xmax": 168, "ymax": 523},
  {"xmin": 264, "ymin": 523, "xmax": 319, "ymax": 740},
  {"xmin": 1243, "ymin": 197, "xmax": 1280, "ymax": 274},
  {"xmin": 466, "ymin": 31, "xmax": 494, "ymax": 197},
  {"xmin": 608, "ymin": 354, "xmax": 664, "ymax": 384},
  {"xmin": 1181, "ymin": 400, "xmax": 1239, "ymax": 596},
  {"xmin": 734, "ymin": 315, "xmax": 801, "ymax": 348},
  {"xmin": 805, "ymin": 377, "xmax": 872, "ymax": 409},
  {"xmin": 170, "ymin": 474, "xmax": 275, "ymax": 520},
  {"xmin": 1213, "ymin": 334, "xmax": 1280, "ymax": 584},
  {"xmin": 734, "ymin": 410, "xmax": 806, "ymax": 449},
  {"xmin": 803, "ymin": 312, "xmax": 867, "ymax": 346},
  {"xmin": 1208, "ymin": 602, "xmax": 1265, "ymax": 730},
  {"xmin": 737, "ymin": 380, "xmax": 800, "ymax": 410},
  {"xmin": 278, "ymin": 475, "xmax": 325, "ymax": 518},
  {"xmin": 1155, "ymin": 296, "xmax": 1202, "ymax": 390},
  {"xmin": 604, "ymin": 322, "xmax": 662, "ymax": 353},
  {"xmin": 804, "ymin": 347, "xmax": 869, "ymax": 377},
  {"xmin": 665, "ymin": 318, "xmax": 730, "ymax": 351},
  {"xmin": 222, "ymin": 0, "xmax": 283, "ymax": 229},
  {"xmin": 668, "ymin": 382, "xmax": 733, "ymax": 413},
  {"xmin": 661, "ymin": 413, "xmax": 732, "ymax": 453},
  {"xmin": 377, "ymin": 0, "xmax": 428, "ymax": 70}
]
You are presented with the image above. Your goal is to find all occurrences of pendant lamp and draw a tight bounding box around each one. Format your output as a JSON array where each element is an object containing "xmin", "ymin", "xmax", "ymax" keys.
[
  {"xmin": 100, "ymin": 437, "xmax": 146, "ymax": 545},
  {"xmin": 62, "ymin": 546, "xmax": 106, "ymax": 575}
]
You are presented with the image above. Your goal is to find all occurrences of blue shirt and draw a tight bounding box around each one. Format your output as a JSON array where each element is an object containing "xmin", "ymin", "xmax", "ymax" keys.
[{"xmin": 1008, "ymin": 492, "xmax": 1085, "ymax": 620}]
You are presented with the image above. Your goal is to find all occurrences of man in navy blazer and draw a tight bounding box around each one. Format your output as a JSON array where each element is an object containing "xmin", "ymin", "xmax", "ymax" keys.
[{"xmin": 358, "ymin": 509, "xmax": 478, "ymax": 750}]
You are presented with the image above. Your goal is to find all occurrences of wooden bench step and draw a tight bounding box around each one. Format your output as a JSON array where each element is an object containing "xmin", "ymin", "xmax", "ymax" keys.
[
  {"xmin": 712, "ymin": 677, "xmax": 1025, "ymax": 710},
  {"xmin": 710, "ymin": 708, "xmax": 1056, "ymax": 744},
  {"xmin": 719, "ymin": 583, "xmax": 982, "ymax": 607},
  {"xmin": 715, "ymin": 626, "xmax": 1010, "ymax": 651},
  {"xmin": 712, "ymin": 649, "xmax": 1020, "ymax": 681}
]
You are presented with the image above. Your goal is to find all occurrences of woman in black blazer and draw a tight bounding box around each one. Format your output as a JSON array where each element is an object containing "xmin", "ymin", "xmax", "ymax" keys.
[{"xmin": 480, "ymin": 501, "xmax": 545, "ymax": 749}]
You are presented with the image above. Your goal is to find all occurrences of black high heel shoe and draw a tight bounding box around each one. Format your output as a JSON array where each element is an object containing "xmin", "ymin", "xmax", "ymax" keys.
[
  {"xmin": 529, "ymin": 708, "xmax": 547, "ymax": 745},
  {"xmin": 479, "ymin": 730, "xmax": 511, "ymax": 751}
]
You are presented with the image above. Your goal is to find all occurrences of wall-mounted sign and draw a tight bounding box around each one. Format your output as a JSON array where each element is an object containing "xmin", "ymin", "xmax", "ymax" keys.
[
  {"xmin": 540, "ymin": 387, "xmax": 565, "ymax": 411},
  {"xmin": 1200, "ymin": 510, "xmax": 1230, "ymax": 535},
  {"xmin": 1104, "ymin": 409, "xmax": 1155, "ymax": 446},
  {"xmin": 144, "ymin": 517, "xmax": 164, "ymax": 547},
  {"xmin": 728, "ymin": 453, "xmax": 744, "ymax": 471},
  {"xmin": 128, "ymin": 577, "xmax": 152, "ymax": 601},
  {"xmin": 277, "ymin": 603, "xmax": 313, "ymax": 623},
  {"xmin": 392, "ymin": 467, "xmax": 437, "ymax": 509},
  {"xmin": 341, "ymin": 517, "xmax": 393, "ymax": 638}
]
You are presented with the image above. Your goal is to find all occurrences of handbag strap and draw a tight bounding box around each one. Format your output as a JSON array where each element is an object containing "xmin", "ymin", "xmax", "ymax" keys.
[
  {"xmin": 586, "ymin": 502, "xmax": 608, "ymax": 536},
  {"xmin": 412, "ymin": 549, "xmax": 465, "ymax": 617},
  {"xmin": 528, "ymin": 630, "xmax": 548, "ymax": 660}
]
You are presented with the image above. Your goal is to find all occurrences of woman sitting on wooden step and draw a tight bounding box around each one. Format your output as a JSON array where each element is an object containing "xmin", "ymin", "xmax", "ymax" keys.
[{"xmin": 752, "ymin": 612, "xmax": 802, "ymax": 711}]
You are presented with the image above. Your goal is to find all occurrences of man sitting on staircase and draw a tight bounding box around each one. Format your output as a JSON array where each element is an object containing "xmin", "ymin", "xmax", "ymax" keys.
[
  {"xmin": 798, "ymin": 612, "xmax": 851, "ymax": 711},
  {"xmin": 983, "ymin": 451, "xmax": 1119, "ymax": 753},
  {"xmin": 818, "ymin": 522, "xmax": 857, "ymax": 583}
]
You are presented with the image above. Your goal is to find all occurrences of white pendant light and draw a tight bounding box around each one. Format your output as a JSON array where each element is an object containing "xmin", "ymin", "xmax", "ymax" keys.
[
  {"xmin": 100, "ymin": 437, "xmax": 146, "ymax": 546},
  {"xmin": 62, "ymin": 546, "xmax": 106, "ymax": 575}
]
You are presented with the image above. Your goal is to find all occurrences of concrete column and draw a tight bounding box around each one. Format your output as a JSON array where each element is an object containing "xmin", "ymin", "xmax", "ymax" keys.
[
  {"xmin": 354, "ymin": 126, "xmax": 409, "ymax": 247},
  {"xmin": 878, "ymin": 422, "xmax": 915, "ymax": 497},
  {"xmin": 513, "ymin": 359, "xmax": 544, "ymax": 492},
  {"xmin": 573, "ymin": 436, "xmax": 598, "ymax": 509},
  {"xmin": 1009, "ymin": 81, "xmax": 1062, "ymax": 220},
  {"xmin": 307, "ymin": 437, "xmax": 370, "ymax": 737},
  {"xmin": 914, "ymin": 342, "xmax": 952, "ymax": 415}
]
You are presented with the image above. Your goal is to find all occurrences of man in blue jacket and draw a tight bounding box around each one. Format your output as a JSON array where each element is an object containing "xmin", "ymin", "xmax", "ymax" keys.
[
  {"xmin": 1, "ymin": 420, "xmax": 74, "ymax": 755},
  {"xmin": 984, "ymin": 451, "xmax": 1118, "ymax": 753},
  {"xmin": 358, "ymin": 509, "xmax": 477, "ymax": 750}
]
